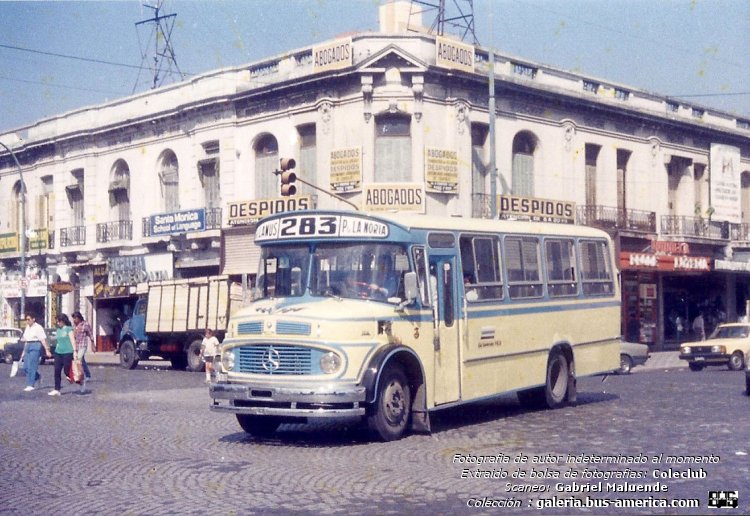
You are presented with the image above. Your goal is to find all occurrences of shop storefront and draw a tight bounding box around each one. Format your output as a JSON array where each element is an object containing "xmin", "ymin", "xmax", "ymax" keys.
[
  {"xmin": 620, "ymin": 242, "xmax": 713, "ymax": 350},
  {"xmin": 92, "ymin": 253, "xmax": 174, "ymax": 351}
]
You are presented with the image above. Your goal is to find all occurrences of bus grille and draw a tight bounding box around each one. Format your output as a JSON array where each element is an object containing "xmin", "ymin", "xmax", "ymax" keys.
[
  {"xmin": 276, "ymin": 321, "xmax": 311, "ymax": 336},
  {"xmin": 237, "ymin": 321, "xmax": 263, "ymax": 335},
  {"xmin": 237, "ymin": 345, "xmax": 314, "ymax": 375}
]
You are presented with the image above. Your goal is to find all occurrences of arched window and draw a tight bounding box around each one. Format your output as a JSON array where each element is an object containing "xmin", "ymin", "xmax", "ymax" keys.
[
  {"xmin": 512, "ymin": 132, "xmax": 537, "ymax": 196},
  {"xmin": 10, "ymin": 180, "xmax": 25, "ymax": 233},
  {"xmin": 109, "ymin": 159, "xmax": 131, "ymax": 222},
  {"xmin": 375, "ymin": 114, "xmax": 411, "ymax": 182},
  {"xmin": 254, "ymin": 134, "xmax": 278, "ymax": 199},
  {"xmin": 158, "ymin": 150, "xmax": 179, "ymax": 212}
]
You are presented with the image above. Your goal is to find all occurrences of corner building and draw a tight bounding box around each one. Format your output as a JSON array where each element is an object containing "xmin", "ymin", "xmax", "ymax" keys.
[{"xmin": 1, "ymin": 3, "xmax": 749, "ymax": 350}]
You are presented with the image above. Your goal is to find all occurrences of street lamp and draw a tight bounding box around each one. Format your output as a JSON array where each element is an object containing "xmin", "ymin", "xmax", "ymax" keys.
[{"xmin": 0, "ymin": 140, "xmax": 27, "ymax": 323}]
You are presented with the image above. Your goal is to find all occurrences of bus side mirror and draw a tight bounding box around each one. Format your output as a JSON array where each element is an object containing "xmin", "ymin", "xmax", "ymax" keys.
[{"xmin": 403, "ymin": 272, "xmax": 418, "ymax": 304}]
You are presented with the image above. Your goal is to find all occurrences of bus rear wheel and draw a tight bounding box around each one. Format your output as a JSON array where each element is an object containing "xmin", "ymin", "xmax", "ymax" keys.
[
  {"xmin": 368, "ymin": 365, "xmax": 411, "ymax": 441},
  {"xmin": 518, "ymin": 350, "xmax": 570, "ymax": 409}
]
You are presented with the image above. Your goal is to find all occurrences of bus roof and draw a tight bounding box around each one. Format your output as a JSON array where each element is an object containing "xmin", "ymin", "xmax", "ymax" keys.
[
  {"xmin": 366, "ymin": 211, "xmax": 610, "ymax": 239},
  {"xmin": 256, "ymin": 210, "xmax": 612, "ymax": 242}
]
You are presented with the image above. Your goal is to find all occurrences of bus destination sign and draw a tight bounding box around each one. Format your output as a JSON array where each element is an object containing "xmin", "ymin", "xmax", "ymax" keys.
[{"xmin": 256, "ymin": 214, "xmax": 389, "ymax": 242}]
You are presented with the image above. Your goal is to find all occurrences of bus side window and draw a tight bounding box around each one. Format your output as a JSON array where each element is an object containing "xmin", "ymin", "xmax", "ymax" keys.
[
  {"xmin": 545, "ymin": 238, "xmax": 578, "ymax": 297},
  {"xmin": 505, "ymin": 236, "xmax": 543, "ymax": 299},
  {"xmin": 580, "ymin": 239, "xmax": 614, "ymax": 296}
]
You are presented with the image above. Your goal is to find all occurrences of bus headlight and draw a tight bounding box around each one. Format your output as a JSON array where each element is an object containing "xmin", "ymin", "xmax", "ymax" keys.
[
  {"xmin": 222, "ymin": 349, "xmax": 236, "ymax": 371},
  {"xmin": 320, "ymin": 352, "xmax": 342, "ymax": 374},
  {"xmin": 711, "ymin": 345, "xmax": 725, "ymax": 354}
]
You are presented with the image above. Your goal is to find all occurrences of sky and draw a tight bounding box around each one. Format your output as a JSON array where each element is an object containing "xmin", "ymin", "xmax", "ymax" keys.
[{"xmin": 0, "ymin": 0, "xmax": 748, "ymax": 135}]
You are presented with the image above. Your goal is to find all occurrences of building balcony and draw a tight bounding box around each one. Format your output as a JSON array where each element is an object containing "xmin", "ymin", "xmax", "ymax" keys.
[
  {"xmin": 96, "ymin": 220, "xmax": 133, "ymax": 243},
  {"xmin": 576, "ymin": 205, "xmax": 656, "ymax": 233},
  {"xmin": 660, "ymin": 215, "xmax": 727, "ymax": 240},
  {"xmin": 60, "ymin": 226, "xmax": 86, "ymax": 247}
]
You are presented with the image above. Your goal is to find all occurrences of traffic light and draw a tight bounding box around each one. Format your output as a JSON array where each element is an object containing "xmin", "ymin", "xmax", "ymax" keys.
[{"xmin": 279, "ymin": 158, "xmax": 297, "ymax": 196}]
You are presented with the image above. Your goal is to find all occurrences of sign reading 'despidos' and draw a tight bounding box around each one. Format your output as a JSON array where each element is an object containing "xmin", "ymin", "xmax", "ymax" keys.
[{"xmin": 149, "ymin": 209, "xmax": 205, "ymax": 236}]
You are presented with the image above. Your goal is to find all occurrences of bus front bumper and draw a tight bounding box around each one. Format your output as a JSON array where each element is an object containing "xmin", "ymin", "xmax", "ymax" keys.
[{"xmin": 209, "ymin": 379, "xmax": 367, "ymax": 419}]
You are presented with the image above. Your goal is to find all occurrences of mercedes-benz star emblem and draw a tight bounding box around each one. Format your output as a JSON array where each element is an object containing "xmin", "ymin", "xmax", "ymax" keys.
[{"xmin": 262, "ymin": 346, "xmax": 281, "ymax": 372}]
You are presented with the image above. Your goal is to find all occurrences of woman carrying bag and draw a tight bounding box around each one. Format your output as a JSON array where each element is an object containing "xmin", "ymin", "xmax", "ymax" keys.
[{"xmin": 19, "ymin": 313, "xmax": 51, "ymax": 392}]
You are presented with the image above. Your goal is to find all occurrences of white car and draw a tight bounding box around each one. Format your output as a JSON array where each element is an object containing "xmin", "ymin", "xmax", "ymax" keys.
[
  {"xmin": 618, "ymin": 340, "xmax": 650, "ymax": 374},
  {"xmin": 0, "ymin": 327, "xmax": 22, "ymax": 364}
]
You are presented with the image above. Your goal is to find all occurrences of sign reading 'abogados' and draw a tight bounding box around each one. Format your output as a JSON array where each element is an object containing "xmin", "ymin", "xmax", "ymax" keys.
[
  {"xmin": 363, "ymin": 183, "xmax": 425, "ymax": 213},
  {"xmin": 435, "ymin": 36, "xmax": 475, "ymax": 73},
  {"xmin": 313, "ymin": 37, "xmax": 353, "ymax": 73}
]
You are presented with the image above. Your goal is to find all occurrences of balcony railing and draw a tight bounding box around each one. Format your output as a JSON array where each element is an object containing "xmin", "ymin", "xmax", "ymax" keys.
[
  {"xmin": 576, "ymin": 205, "xmax": 656, "ymax": 232},
  {"xmin": 660, "ymin": 215, "xmax": 727, "ymax": 239},
  {"xmin": 60, "ymin": 226, "xmax": 86, "ymax": 247},
  {"xmin": 96, "ymin": 220, "xmax": 133, "ymax": 243}
]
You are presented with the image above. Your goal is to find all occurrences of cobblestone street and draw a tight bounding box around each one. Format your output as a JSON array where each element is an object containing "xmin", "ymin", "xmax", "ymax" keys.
[{"xmin": 1, "ymin": 358, "xmax": 747, "ymax": 515}]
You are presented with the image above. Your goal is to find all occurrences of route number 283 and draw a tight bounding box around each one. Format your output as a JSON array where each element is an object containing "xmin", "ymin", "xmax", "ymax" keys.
[{"xmin": 279, "ymin": 216, "xmax": 338, "ymax": 237}]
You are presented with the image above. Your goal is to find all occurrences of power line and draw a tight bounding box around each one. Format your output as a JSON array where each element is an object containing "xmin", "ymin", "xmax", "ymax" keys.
[{"xmin": 0, "ymin": 74, "xmax": 124, "ymax": 96}]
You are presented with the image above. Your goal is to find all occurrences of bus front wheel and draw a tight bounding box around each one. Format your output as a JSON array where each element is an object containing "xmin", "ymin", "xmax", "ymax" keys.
[{"xmin": 368, "ymin": 364, "xmax": 411, "ymax": 441}]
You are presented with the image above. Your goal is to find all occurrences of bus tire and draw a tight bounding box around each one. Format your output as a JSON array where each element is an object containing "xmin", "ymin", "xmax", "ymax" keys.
[
  {"xmin": 119, "ymin": 340, "xmax": 139, "ymax": 370},
  {"xmin": 187, "ymin": 338, "xmax": 205, "ymax": 372},
  {"xmin": 236, "ymin": 415, "xmax": 280, "ymax": 437},
  {"xmin": 544, "ymin": 349, "xmax": 569, "ymax": 409},
  {"xmin": 368, "ymin": 364, "xmax": 411, "ymax": 441}
]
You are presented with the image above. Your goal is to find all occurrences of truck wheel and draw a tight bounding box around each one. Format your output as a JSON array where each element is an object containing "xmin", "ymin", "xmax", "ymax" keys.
[
  {"xmin": 119, "ymin": 340, "xmax": 139, "ymax": 370},
  {"xmin": 187, "ymin": 338, "xmax": 205, "ymax": 372}
]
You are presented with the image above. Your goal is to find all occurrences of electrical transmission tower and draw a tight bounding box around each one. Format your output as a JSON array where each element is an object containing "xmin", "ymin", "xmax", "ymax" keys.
[
  {"xmin": 133, "ymin": 0, "xmax": 185, "ymax": 92},
  {"xmin": 408, "ymin": 0, "xmax": 478, "ymax": 45}
]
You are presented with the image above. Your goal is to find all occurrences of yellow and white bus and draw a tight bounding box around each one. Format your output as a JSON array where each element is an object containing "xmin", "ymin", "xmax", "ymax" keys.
[{"xmin": 210, "ymin": 210, "xmax": 620, "ymax": 440}]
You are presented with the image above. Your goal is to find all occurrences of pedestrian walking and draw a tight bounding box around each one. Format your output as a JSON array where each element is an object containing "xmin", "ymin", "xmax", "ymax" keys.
[
  {"xmin": 200, "ymin": 328, "xmax": 220, "ymax": 383},
  {"xmin": 692, "ymin": 312, "xmax": 706, "ymax": 341},
  {"xmin": 19, "ymin": 313, "xmax": 51, "ymax": 392},
  {"xmin": 71, "ymin": 311, "xmax": 94, "ymax": 392},
  {"xmin": 49, "ymin": 314, "xmax": 75, "ymax": 397}
]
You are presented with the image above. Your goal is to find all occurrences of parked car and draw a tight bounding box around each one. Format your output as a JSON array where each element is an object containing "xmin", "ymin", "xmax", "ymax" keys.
[
  {"xmin": 2, "ymin": 329, "xmax": 57, "ymax": 365},
  {"xmin": 0, "ymin": 327, "xmax": 22, "ymax": 364},
  {"xmin": 618, "ymin": 340, "xmax": 650, "ymax": 374},
  {"xmin": 679, "ymin": 323, "xmax": 750, "ymax": 371}
]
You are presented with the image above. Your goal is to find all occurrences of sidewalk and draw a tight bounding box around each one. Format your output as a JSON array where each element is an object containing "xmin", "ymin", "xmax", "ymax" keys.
[{"xmin": 635, "ymin": 351, "xmax": 685, "ymax": 372}]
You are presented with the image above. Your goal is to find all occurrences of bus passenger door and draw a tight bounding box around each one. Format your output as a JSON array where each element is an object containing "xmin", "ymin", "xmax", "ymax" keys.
[{"xmin": 429, "ymin": 255, "xmax": 461, "ymax": 405}]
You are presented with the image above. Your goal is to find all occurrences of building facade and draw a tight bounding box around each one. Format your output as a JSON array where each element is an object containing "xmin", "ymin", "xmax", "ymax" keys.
[{"xmin": 1, "ymin": 4, "xmax": 749, "ymax": 350}]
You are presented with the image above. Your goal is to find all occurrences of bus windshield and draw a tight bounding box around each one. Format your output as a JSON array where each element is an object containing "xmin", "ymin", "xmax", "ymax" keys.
[{"xmin": 255, "ymin": 242, "xmax": 410, "ymax": 302}]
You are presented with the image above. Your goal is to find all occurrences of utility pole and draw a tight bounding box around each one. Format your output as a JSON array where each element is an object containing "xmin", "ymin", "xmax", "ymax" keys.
[
  {"xmin": 133, "ymin": 0, "xmax": 184, "ymax": 92},
  {"xmin": 0, "ymin": 141, "xmax": 27, "ymax": 321}
]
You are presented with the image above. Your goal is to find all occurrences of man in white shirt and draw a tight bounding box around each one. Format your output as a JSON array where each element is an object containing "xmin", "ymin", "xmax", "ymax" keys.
[{"xmin": 19, "ymin": 313, "xmax": 51, "ymax": 391}]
